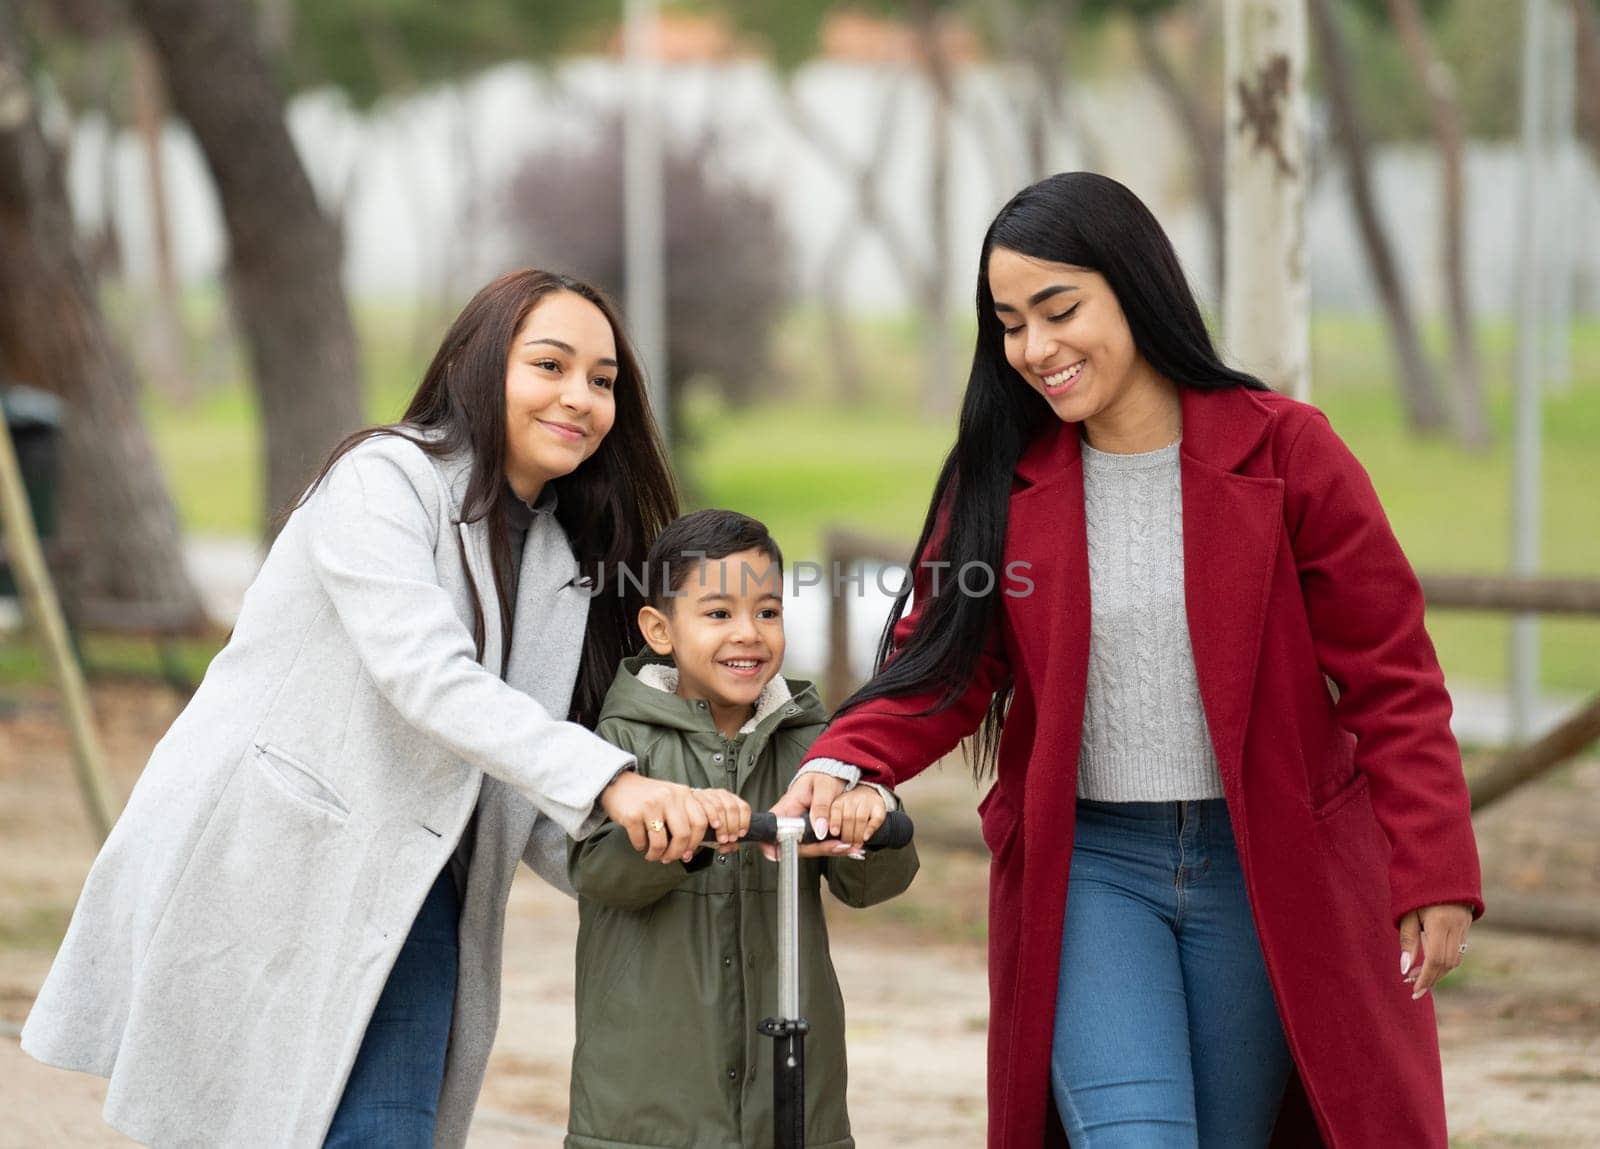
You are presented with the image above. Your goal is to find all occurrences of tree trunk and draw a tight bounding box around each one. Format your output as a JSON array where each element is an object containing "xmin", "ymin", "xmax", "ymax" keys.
[
  {"xmin": 1136, "ymin": 15, "xmax": 1227, "ymax": 305},
  {"xmin": 0, "ymin": 2, "xmax": 204, "ymax": 619},
  {"xmin": 128, "ymin": 0, "xmax": 363, "ymax": 532},
  {"xmin": 1223, "ymin": 0, "xmax": 1310, "ymax": 397},
  {"xmin": 819, "ymin": 222, "xmax": 866, "ymax": 404},
  {"xmin": 1309, "ymin": 0, "xmax": 1449, "ymax": 433},
  {"xmin": 913, "ymin": 1, "xmax": 957, "ymax": 418},
  {"xmin": 130, "ymin": 34, "xmax": 194, "ymax": 406},
  {"xmin": 990, "ymin": 0, "xmax": 1074, "ymax": 182},
  {"xmin": 1385, "ymin": 0, "xmax": 1489, "ymax": 449},
  {"xmin": 1575, "ymin": 0, "xmax": 1600, "ymax": 169}
]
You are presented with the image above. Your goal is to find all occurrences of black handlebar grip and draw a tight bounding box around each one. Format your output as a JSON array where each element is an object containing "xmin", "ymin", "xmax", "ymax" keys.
[
  {"xmin": 742, "ymin": 811, "xmax": 779, "ymax": 844},
  {"xmin": 728, "ymin": 810, "xmax": 915, "ymax": 850},
  {"xmin": 863, "ymin": 810, "xmax": 914, "ymax": 850}
]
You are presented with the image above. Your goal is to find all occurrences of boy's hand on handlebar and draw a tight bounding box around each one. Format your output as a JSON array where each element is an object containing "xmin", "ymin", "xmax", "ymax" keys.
[
  {"xmin": 690, "ymin": 788, "xmax": 751, "ymax": 852},
  {"xmin": 829, "ymin": 786, "xmax": 887, "ymax": 851}
]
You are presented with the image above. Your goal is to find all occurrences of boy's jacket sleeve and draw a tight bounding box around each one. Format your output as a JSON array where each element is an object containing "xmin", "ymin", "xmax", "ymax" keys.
[
  {"xmin": 824, "ymin": 807, "xmax": 920, "ymax": 909},
  {"xmin": 568, "ymin": 721, "xmax": 704, "ymax": 910}
]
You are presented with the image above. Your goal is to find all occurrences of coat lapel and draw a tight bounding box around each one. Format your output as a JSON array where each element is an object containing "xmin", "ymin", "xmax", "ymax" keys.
[
  {"xmin": 1003, "ymin": 388, "xmax": 1284, "ymax": 797},
  {"xmin": 457, "ymin": 518, "xmax": 504, "ymax": 675},
  {"xmin": 503, "ymin": 517, "xmax": 580, "ymax": 691},
  {"xmin": 1177, "ymin": 387, "xmax": 1283, "ymax": 793},
  {"xmin": 1006, "ymin": 424, "xmax": 1091, "ymax": 809}
]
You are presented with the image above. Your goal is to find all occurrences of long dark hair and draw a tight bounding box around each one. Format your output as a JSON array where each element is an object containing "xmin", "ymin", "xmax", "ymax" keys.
[
  {"xmin": 290, "ymin": 269, "xmax": 679, "ymax": 728},
  {"xmin": 839, "ymin": 172, "xmax": 1268, "ymax": 779}
]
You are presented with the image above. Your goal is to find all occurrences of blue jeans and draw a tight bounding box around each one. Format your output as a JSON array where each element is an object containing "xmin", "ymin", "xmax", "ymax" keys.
[
  {"xmin": 1051, "ymin": 799, "xmax": 1293, "ymax": 1147},
  {"xmin": 325, "ymin": 865, "xmax": 461, "ymax": 1148}
]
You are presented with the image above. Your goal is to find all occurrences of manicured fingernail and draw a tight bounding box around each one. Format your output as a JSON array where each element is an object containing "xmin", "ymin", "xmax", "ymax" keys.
[
  {"xmin": 1400, "ymin": 952, "xmax": 1412, "ymax": 976},
  {"xmin": 1412, "ymin": 987, "xmax": 1429, "ymax": 1000},
  {"xmin": 813, "ymin": 817, "xmax": 828, "ymax": 838},
  {"xmin": 848, "ymin": 851, "xmax": 867, "ymax": 861}
]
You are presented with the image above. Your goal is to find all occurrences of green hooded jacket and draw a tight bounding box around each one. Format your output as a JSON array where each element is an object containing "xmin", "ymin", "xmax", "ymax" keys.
[{"xmin": 565, "ymin": 655, "xmax": 920, "ymax": 1149}]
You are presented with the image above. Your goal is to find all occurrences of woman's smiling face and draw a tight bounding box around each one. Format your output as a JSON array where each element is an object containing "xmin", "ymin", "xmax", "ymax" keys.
[
  {"xmin": 987, "ymin": 246, "xmax": 1152, "ymax": 428},
  {"xmin": 502, "ymin": 290, "xmax": 619, "ymax": 500}
]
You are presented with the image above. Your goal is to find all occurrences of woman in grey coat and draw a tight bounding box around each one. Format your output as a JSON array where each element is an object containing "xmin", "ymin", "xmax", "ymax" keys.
[{"xmin": 21, "ymin": 270, "xmax": 714, "ymax": 1147}]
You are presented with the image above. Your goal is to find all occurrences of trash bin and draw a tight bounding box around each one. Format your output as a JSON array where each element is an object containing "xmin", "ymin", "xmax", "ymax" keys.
[{"xmin": 0, "ymin": 383, "xmax": 65, "ymax": 597}]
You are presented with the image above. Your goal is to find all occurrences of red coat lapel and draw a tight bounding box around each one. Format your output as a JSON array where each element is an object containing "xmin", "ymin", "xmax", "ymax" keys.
[
  {"xmin": 1003, "ymin": 388, "xmax": 1285, "ymax": 796},
  {"xmin": 1178, "ymin": 387, "xmax": 1283, "ymax": 793},
  {"xmin": 1005, "ymin": 424, "xmax": 1089, "ymax": 815}
]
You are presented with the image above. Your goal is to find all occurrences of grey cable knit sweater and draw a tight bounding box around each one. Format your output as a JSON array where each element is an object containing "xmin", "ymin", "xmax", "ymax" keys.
[
  {"xmin": 1078, "ymin": 439, "xmax": 1222, "ymax": 800},
  {"xmin": 801, "ymin": 438, "xmax": 1223, "ymax": 802}
]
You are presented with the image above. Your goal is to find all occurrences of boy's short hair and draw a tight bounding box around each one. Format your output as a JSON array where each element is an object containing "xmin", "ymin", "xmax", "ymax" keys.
[{"xmin": 645, "ymin": 509, "xmax": 784, "ymax": 611}]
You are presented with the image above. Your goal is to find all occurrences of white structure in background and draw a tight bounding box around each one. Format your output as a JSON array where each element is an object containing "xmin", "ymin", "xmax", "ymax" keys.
[
  {"xmin": 66, "ymin": 56, "xmax": 1600, "ymax": 323},
  {"xmin": 1223, "ymin": 0, "xmax": 1310, "ymax": 399}
]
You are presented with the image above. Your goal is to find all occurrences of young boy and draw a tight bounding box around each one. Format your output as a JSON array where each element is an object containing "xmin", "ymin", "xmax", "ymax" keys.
[{"xmin": 565, "ymin": 510, "xmax": 918, "ymax": 1149}]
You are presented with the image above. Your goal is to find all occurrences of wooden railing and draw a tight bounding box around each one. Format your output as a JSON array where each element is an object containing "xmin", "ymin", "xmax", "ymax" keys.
[{"xmin": 823, "ymin": 528, "xmax": 1599, "ymax": 771}]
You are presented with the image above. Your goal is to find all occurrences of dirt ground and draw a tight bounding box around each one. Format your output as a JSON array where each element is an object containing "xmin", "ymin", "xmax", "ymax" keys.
[{"xmin": 1, "ymin": 681, "xmax": 1597, "ymax": 1148}]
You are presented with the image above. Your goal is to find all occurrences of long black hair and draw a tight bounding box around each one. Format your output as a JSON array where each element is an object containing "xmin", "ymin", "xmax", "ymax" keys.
[
  {"xmin": 289, "ymin": 269, "xmax": 679, "ymax": 729},
  {"xmin": 838, "ymin": 172, "xmax": 1267, "ymax": 779}
]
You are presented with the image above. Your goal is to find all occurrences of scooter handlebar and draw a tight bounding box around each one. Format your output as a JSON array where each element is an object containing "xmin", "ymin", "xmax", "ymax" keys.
[{"xmin": 736, "ymin": 809, "xmax": 914, "ymax": 851}]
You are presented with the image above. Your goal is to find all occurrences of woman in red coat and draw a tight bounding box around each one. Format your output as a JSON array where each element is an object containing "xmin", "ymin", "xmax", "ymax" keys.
[{"xmin": 786, "ymin": 173, "xmax": 1483, "ymax": 1147}]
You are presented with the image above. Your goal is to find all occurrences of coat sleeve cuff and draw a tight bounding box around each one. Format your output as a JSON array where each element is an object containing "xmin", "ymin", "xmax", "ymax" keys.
[
  {"xmin": 861, "ymin": 781, "xmax": 899, "ymax": 810},
  {"xmin": 574, "ymin": 761, "xmax": 638, "ymax": 840}
]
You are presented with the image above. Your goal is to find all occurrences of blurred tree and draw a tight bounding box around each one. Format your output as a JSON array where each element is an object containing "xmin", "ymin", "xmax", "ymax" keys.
[
  {"xmin": 960, "ymin": 0, "xmax": 1075, "ymax": 184},
  {"xmin": 0, "ymin": 0, "xmax": 204, "ymax": 618},
  {"xmin": 25, "ymin": 1, "xmax": 195, "ymax": 404},
  {"xmin": 275, "ymin": 0, "xmax": 616, "ymax": 361},
  {"xmin": 502, "ymin": 116, "xmax": 790, "ymax": 438},
  {"xmin": 281, "ymin": 0, "xmax": 605, "ymax": 108},
  {"xmin": 780, "ymin": 77, "xmax": 909, "ymax": 402},
  {"xmin": 725, "ymin": 0, "xmax": 971, "ymax": 417},
  {"xmin": 129, "ymin": 0, "xmax": 365, "ymax": 532},
  {"xmin": 1380, "ymin": 0, "xmax": 1489, "ymax": 448},
  {"xmin": 1082, "ymin": 0, "xmax": 1226, "ymax": 301},
  {"xmin": 1310, "ymin": 0, "xmax": 1450, "ymax": 433},
  {"xmin": 1574, "ymin": 0, "xmax": 1600, "ymax": 168},
  {"xmin": 1343, "ymin": 0, "xmax": 1521, "ymax": 142}
]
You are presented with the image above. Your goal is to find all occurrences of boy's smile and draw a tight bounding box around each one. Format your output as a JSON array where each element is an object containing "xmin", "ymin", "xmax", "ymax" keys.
[{"xmin": 638, "ymin": 549, "xmax": 787, "ymax": 737}]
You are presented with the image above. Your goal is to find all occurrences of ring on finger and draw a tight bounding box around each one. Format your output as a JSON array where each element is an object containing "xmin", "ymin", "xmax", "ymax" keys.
[{"xmin": 647, "ymin": 819, "xmax": 666, "ymax": 833}]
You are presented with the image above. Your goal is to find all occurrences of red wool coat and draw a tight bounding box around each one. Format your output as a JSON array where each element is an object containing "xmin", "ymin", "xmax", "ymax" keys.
[{"xmin": 805, "ymin": 385, "xmax": 1484, "ymax": 1147}]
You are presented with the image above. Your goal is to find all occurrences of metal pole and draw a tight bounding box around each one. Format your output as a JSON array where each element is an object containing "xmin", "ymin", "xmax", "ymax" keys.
[
  {"xmin": 623, "ymin": 0, "xmax": 669, "ymax": 449},
  {"xmin": 777, "ymin": 822, "xmax": 801, "ymax": 1019},
  {"xmin": 1544, "ymin": 0, "xmax": 1576, "ymax": 393},
  {"xmin": 761, "ymin": 816, "xmax": 809, "ymax": 1149},
  {"xmin": 0, "ymin": 413, "xmax": 118, "ymax": 841},
  {"xmin": 1511, "ymin": 0, "xmax": 1548, "ymax": 743}
]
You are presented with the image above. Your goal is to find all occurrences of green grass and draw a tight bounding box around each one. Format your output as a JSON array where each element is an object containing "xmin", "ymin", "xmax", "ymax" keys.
[{"xmin": 129, "ymin": 307, "xmax": 1600, "ymax": 694}]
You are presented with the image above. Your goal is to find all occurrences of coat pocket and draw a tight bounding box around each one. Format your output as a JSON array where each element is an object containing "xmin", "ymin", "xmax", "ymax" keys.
[
  {"xmin": 251, "ymin": 742, "xmax": 350, "ymax": 820},
  {"xmin": 1311, "ymin": 769, "xmax": 1369, "ymax": 823},
  {"xmin": 977, "ymin": 783, "xmax": 1020, "ymax": 856}
]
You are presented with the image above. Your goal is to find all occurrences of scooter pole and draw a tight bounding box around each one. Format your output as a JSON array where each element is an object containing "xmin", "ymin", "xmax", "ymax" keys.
[
  {"xmin": 757, "ymin": 815, "xmax": 809, "ymax": 1149},
  {"xmin": 704, "ymin": 811, "xmax": 915, "ymax": 1149}
]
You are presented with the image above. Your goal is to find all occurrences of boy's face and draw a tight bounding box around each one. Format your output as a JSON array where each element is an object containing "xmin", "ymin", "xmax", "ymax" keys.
[{"xmin": 638, "ymin": 549, "xmax": 786, "ymax": 716}]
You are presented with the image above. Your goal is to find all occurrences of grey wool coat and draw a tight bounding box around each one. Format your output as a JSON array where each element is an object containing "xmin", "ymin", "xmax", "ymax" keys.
[{"xmin": 21, "ymin": 432, "xmax": 635, "ymax": 1148}]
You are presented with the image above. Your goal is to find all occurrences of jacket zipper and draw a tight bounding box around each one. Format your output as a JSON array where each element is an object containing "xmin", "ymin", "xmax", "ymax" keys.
[{"xmin": 725, "ymin": 733, "xmax": 749, "ymax": 1134}]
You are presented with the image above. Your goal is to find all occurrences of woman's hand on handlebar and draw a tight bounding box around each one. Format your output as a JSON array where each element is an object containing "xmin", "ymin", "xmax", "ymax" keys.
[
  {"xmin": 766, "ymin": 773, "xmax": 858, "ymax": 860},
  {"xmin": 598, "ymin": 772, "xmax": 709, "ymax": 864}
]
